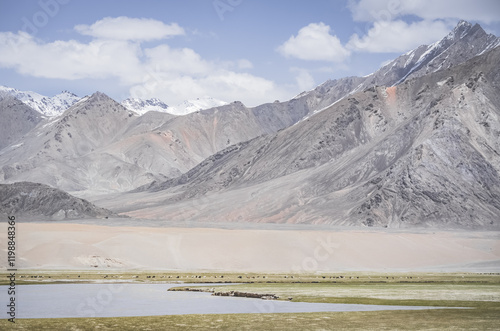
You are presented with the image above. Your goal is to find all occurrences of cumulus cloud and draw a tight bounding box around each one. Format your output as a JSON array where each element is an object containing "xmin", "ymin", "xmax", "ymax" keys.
[
  {"xmin": 278, "ymin": 0, "xmax": 500, "ymax": 64},
  {"xmin": 0, "ymin": 17, "xmax": 294, "ymax": 106},
  {"xmin": 75, "ymin": 16, "xmax": 185, "ymax": 41},
  {"xmin": 144, "ymin": 44, "xmax": 212, "ymax": 75},
  {"xmin": 0, "ymin": 31, "xmax": 143, "ymax": 82},
  {"xmin": 129, "ymin": 45, "xmax": 286, "ymax": 105},
  {"xmin": 129, "ymin": 69, "xmax": 283, "ymax": 107},
  {"xmin": 277, "ymin": 22, "xmax": 350, "ymax": 62},
  {"xmin": 344, "ymin": 0, "xmax": 500, "ymax": 54},
  {"xmin": 348, "ymin": 0, "xmax": 500, "ymax": 24},
  {"xmin": 347, "ymin": 19, "xmax": 451, "ymax": 53}
]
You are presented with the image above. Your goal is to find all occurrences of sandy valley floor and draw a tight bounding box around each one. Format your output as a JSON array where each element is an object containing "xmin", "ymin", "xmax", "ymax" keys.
[{"xmin": 1, "ymin": 221, "xmax": 499, "ymax": 273}]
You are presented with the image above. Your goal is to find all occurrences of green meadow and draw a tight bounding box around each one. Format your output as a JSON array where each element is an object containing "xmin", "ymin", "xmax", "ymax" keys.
[{"xmin": 1, "ymin": 271, "xmax": 499, "ymax": 330}]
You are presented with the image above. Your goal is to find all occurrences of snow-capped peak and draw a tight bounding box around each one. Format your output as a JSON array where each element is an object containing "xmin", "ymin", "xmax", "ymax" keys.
[
  {"xmin": 172, "ymin": 96, "xmax": 228, "ymax": 116},
  {"xmin": 0, "ymin": 85, "xmax": 81, "ymax": 117},
  {"xmin": 121, "ymin": 98, "xmax": 170, "ymax": 115},
  {"xmin": 121, "ymin": 96, "xmax": 228, "ymax": 116},
  {"xmin": 449, "ymin": 19, "xmax": 473, "ymax": 40}
]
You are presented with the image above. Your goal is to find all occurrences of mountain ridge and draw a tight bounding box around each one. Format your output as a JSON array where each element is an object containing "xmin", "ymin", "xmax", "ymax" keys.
[
  {"xmin": 0, "ymin": 96, "xmax": 42, "ymax": 150},
  {"xmin": 0, "ymin": 85, "xmax": 81, "ymax": 117},
  {"xmin": 121, "ymin": 96, "xmax": 229, "ymax": 116},
  {"xmin": 0, "ymin": 85, "xmax": 230, "ymax": 118}
]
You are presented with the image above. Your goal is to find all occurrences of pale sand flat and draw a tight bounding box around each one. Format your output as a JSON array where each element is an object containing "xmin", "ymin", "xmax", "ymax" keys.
[{"xmin": 1, "ymin": 222, "xmax": 499, "ymax": 272}]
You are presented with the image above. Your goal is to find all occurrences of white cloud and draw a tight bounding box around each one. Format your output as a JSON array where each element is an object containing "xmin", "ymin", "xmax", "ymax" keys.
[
  {"xmin": 277, "ymin": 18, "xmax": 451, "ymax": 58},
  {"xmin": 345, "ymin": 0, "xmax": 499, "ymax": 54},
  {"xmin": 75, "ymin": 17, "xmax": 185, "ymax": 41},
  {"xmin": 129, "ymin": 68, "xmax": 286, "ymax": 107},
  {"xmin": 130, "ymin": 45, "xmax": 287, "ymax": 106},
  {"xmin": 277, "ymin": 22, "xmax": 350, "ymax": 62},
  {"xmin": 0, "ymin": 18, "xmax": 294, "ymax": 107},
  {"xmin": 144, "ymin": 44, "xmax": 212, "ymax": 75},
  {"xmin": 237, "ymin": 59, "xmax": 253, "ymax": 69},
  {"xmin": 0, "ymin": 32, "xmax": 143, "ymax": 82},
  {"xmin": 347, "ymin": 20, "xmax": 451, "ymax": 53},
  {"xmin": 349, "ymin": 0, "xmax": 500, "ymax": 24}
]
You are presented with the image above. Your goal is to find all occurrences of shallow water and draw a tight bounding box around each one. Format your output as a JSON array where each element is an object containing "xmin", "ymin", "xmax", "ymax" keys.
[{"xmin": 2, "ymin": 283, "xmax": 448, "ymax": 318}]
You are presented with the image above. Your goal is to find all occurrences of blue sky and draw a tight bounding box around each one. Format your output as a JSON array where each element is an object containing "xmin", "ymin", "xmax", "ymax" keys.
[{"xmin": 1, "ymin": 0, "xmax": 499, "ymax": 106}]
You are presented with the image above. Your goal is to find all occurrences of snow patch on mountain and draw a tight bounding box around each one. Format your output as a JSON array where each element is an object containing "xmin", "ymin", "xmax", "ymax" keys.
[
  {"xmin": 121, "ymin": 98, "xmax": 169, "ymax": 115},
  {"xmin": 0, "ymin": 86, "xmax": 80, "ymax": 117},
  {"xmin": 172, "ymin": 97, "xmax": 229, "ymax": 115},
  {"xmin": 122, "ymin": 96, "xmax": 228, "ymax": 116}
]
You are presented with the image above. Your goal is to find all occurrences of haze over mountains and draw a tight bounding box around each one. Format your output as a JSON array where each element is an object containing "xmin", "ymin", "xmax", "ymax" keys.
[{"xmin": 1, "ymin": 21, "xmax": 499, "ymax": 228}]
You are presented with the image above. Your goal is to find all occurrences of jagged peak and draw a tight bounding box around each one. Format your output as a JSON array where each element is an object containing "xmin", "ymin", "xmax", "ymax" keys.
[
  {"xmin": 68, "ymin": 92, "xmax": 125, "ymax": 113},
  {"xmin": 447, "ymin": 20, "xmax": 487, "ymax": 41},
  {"xmin": 455, "ymin": 20, "xmax": 472, "ymax": 31},
  {"xmin": 90, "ymin": 91, "xmax": 107, "ymax": 98},
  {"xmin": 127, "ymin": 97, "xmax": 168, "ymax": 106},
  {"xmin": 59, "ymin": 90, "xmax": 78, "ymax": 97},
  {"xmin": 87, "ymin": 91, "xmax": 115, "ymax": 103}
]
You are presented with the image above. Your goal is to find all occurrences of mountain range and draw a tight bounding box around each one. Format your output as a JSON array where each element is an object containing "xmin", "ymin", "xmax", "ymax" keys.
[
  {"xmin": 0, "ymin": 85, "xmax": 228, "ymax": 117},
  {"xmin": 121, "ymin": 96, "xmax": 228, "ymax": 116},
  {"xmin": 1, "ymin": 20, "xmax": 499, "ymax": 227},
  {"xmin": 0, "ymin": 86, "xmax": 80, "ymax": 117}
]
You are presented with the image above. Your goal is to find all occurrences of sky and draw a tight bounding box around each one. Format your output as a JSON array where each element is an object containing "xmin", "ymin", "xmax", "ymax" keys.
[{"xmin": 1, "ymin": 0, "xmax": 499, "ymax": 107}]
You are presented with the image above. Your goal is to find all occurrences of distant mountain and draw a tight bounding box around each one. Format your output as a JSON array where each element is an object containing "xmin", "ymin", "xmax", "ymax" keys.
[
  {"xmin": 121, "ymin": 96, "xmax": 228, "ymax": 116},
  {"xmin": 0, "ymin": 90, "xmax": 335, "ymax": 195},
  {"xmin": 0, "ymin": 181, "xmax": 115, "ymax": 220},
  {"xmin": 171, "ymin": 97, "xmax": 229, "ymax": 116},
  {"xmin": 0, "ymin": 92, "xmax": 167, "ymax": 193},
  {"xmin": 121, "ymin": 98, "xmax": 170, "ymax": 115},
  {"xmin": 0, "ymin": 86, "xmax": 81, "ymax": 117}
]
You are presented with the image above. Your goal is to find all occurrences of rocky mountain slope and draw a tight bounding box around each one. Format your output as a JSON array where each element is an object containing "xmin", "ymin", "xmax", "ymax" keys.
[
  {"xmin": 0, "ymin": 89, "xmax": 355, "ymax": 194},
  {"xmin": 126, "ymin": 45, "xmax": 500, "ymax": 229},
  {"xmin": 0, "ymin": 181, "xmax": 115, "ymax": 220},
  {"xmin": 0, "ymin": 92, "xmax": 177, "ymax": 193},
  {"xmin": 0, "ymin": 96, "xmax": 42, "ymax": 150}
]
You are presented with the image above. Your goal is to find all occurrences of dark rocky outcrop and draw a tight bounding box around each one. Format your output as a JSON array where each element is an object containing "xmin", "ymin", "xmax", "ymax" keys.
[{"xmin": 0, "ymin": 181, "xmax": 116, "ymax": 220}]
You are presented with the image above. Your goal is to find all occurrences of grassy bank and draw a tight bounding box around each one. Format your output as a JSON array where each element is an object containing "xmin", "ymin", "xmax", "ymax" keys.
[
  {"xmin": 1, "ymin": 271, "xmax": 499, "ymax": 330},
  {"xmin": 1, "ymin": 270, "xmax": 499, "ymax": 285},
  {"xmin": 2, "ymin": 305, "xmax": 500, "ymax": 330}
]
